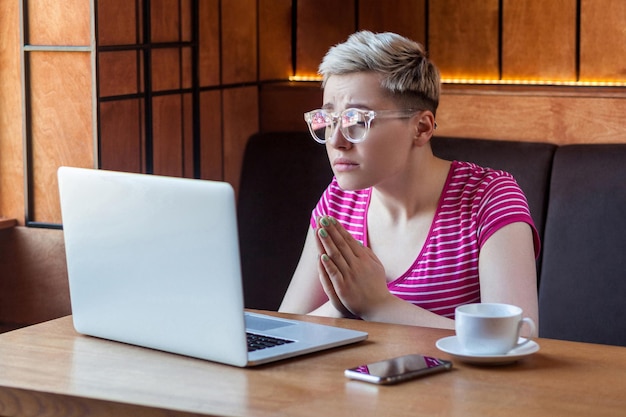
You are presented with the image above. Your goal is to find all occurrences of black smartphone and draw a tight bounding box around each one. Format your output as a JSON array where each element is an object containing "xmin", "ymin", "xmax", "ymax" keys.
[{"xmin": 344, "ymin": 354, "xmax": 452, "ymax": 385}]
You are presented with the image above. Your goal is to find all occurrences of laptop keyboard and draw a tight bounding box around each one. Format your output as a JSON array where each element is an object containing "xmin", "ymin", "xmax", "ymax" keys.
[{"xmin": 247, "ymin": 332, "xmax": 294, "ymax": 352}]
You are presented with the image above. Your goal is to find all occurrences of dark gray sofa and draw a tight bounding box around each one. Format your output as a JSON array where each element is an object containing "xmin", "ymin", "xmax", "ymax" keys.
[{"xmin": 237, "ymin": 132, "xmax": 626, "ymax": 347}]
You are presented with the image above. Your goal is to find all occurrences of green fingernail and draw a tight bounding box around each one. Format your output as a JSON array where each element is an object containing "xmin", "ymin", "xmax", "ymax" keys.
[
  {"xmin": 330, "ymin": 216, "xmax": 337, "ymax": 225},
  {"xmin": 320, "ymin": 217, "xmax": 330, "ymax": 227},
  {"xmin": 321, "ymin": 254, "xmax": 329, "ymax": 262},
  {"xmin": 319, "ymin": 228, "xmax": 328, "ymax": 238}
]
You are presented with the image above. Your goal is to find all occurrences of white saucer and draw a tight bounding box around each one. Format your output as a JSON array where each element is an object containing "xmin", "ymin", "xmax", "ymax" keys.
[{"xmin": 436, "ymin": 336, "xmax": 540, "ymax": 365}]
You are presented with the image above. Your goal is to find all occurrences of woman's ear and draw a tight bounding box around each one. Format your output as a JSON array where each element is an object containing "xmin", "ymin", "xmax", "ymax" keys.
[{"xmin": 412, "ymin": 111, "xmax": 436, "ymax": 146}]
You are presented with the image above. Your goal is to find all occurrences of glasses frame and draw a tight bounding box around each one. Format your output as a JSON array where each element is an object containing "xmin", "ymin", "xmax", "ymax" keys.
[{"xmin": 303, "ymin": 108, "xmax": 421, "ymax": 144}]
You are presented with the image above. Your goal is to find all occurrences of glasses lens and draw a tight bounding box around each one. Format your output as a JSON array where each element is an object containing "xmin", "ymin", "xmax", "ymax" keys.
[
  {"xmin": 308, "ymin": 111, "xmax": 334, "ymax": 142},
  {"xmin": 341, "ymin": 109, "xmax": 368, "ymax": 142}
]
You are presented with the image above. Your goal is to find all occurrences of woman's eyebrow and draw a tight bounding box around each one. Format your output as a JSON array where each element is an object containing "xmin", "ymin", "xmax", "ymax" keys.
[{"xmin": 321, "ymin": 103, "xmax": 371, "ymax": 111}]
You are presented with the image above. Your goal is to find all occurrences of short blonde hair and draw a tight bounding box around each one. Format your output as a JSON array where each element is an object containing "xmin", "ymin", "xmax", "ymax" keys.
[{"xmin": 318, "ymin": 31, "xmax": 440, "ymax": 115}]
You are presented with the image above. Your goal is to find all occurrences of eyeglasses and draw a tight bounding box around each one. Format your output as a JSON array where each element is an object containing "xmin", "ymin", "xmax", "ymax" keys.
[{"xmin": 303, "ymin": 108, "xmax": 420, "ymax": 144}]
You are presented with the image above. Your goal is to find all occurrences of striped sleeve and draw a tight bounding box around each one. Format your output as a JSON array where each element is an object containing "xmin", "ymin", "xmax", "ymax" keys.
[{"xmin": 474, "ymin": 171, "xmax": 540, "ymax": 256}]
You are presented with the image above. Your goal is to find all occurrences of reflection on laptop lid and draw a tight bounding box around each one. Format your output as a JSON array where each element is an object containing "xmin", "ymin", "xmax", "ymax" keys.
[{"xmin": 58, "ymin": 167, "xmax": 367, "ymax": 367}]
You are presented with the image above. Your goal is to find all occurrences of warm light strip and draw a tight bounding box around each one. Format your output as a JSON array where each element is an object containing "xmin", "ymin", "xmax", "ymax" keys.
[
  {"xmin": 289, "ymin": 75, "xmax": 323, "ymax": 82},
  {"xmin": 441, "ymin": 78, "xmax": 626, "ymax": 87},
  {"xmin": 289, "ymin": 75, "xmax": 626, "ymax": 87}
]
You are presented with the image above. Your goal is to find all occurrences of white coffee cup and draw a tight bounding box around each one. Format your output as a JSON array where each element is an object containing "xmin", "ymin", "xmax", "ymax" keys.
[{"xmin": 455, "ymin": 303, "xmax": 536, "ymax": 355}]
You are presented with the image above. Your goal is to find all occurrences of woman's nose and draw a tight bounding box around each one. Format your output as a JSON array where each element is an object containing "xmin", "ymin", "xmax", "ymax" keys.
[{"xmin": 326, "ymin": 125, "xmax": 352, "ymax": 149}]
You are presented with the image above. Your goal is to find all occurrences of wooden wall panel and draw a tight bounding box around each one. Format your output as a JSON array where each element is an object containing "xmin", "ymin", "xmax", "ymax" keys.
[
  {"xmin": 436, "ymin": 87, "xmax": 626, "ymax": 144},
  {"xmin": 151, "ymin": 0, "xmax": 183, "ymax": 42},
  {"xmin": 152, "ymin": 95, "xmax": 184, "ymax": 177},
  {"xmin": 98, "ymin": 51, "xmax": 140, "ymax": 97},
  {"xmin": 27, "ymin": 0, "xmax": 91, "ymax": 45},
  {"xmin": 296, "ymin": 0, "xmax": 356, "ymax": 77},
  {"xmin": 221, "ymin": 0, "xmax": 257, "ymax": 84},
  {"xmin": 259, "ymin": 83, "xmax": 322, "ymax": 132},
  {"xmin": 181, "ymin": 47, "xmax": 193, "ymax": 89},
  {"xmin": 97, "ymin": 0, "xmax": 140, "ymax": 45},
  {"xmin": 580, "ymin": 0, "xmax": 626, "ymax": 82},
  {"xmin": 183, "ymin": 93, "xmax": 194, "ymax": 178},
  {"xmin": 259, "ymin": 0, "xmax": 292, "ymax": 80},
  {"xmin": 0, "ymin": 0, "xmax": 24, "ymax": 221},
  {"xmin": 180, "ymin": 0, "xmax": 193, "ymax": 42},
  {"xmin": 358, "ymin": 0, "xmax": 427, "ymax": 44},
  {"xmin": 151, "ymin": 47, "xmax": 183, "ymax": 91},
  {"xmin": 502, "ymin": 0, "xmax": 577, "ymax": 81},
  {"xmin": 223, "ymin": 87, "xmax": 259, "ymax": 191},
  {"xmin": 199, "ymin": 90, "xmax": 223, "ymax": 181},
  {"xmin": 100, "ymin": 100, "xmax": 143, "ymax": 173},
  {"xmin": 429, "ymin": 0, "xmax": 500, "ymax": 79},
  {"xmin": 198, "ymin": 0, "xmax": 220, "ymax": 86},
  {"xmin": 29, "ymin": 52, "xmax": 94, "ymax": 224}
]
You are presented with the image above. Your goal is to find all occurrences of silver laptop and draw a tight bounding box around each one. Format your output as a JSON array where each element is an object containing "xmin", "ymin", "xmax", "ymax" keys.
[{"xmin": 57, "ymin": 167, "xmax": 367, "ymax": 367}]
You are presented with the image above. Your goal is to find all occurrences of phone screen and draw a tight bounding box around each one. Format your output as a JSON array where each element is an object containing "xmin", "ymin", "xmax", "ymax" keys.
[{"xmin": 345, "ymin": 354, "xmax": 452, "ymax": 385}]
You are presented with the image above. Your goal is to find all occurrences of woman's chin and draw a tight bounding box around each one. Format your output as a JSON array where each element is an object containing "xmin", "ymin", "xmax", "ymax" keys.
[{"xmin": 335, "ymin": 175, "xmax": 370, "ymax": 191}]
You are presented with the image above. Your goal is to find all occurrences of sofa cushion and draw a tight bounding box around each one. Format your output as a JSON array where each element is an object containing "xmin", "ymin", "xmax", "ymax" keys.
[{"xmin": 539, "ymin": 144, "xmax": 626, "ymax": 346}]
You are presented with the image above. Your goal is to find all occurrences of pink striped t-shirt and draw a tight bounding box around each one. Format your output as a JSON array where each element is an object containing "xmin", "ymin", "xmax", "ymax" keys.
[{"xmin": 311, "ymin": 160, "xmax": 540, "ymax": 318}]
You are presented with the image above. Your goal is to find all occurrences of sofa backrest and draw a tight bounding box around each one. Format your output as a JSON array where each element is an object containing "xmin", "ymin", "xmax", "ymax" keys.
[
  {"xmin": 238, "ymin": 132, "xmax": 332, "ymax": 310},
  {"xmin": 538, "ymin": 144, "xmax": 626, "ymax": 346}
]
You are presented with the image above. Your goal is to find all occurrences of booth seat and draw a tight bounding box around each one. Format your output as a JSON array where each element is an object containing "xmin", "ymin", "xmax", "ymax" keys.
[{"xmin": 237, "ymin": 132, "xmax": 626, "ymax": 347}]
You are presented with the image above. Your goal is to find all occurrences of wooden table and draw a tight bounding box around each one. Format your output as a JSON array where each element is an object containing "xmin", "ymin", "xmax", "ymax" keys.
[{"xmin": 1, "ymin": 312, "xmax": 625, "ymax": 417}]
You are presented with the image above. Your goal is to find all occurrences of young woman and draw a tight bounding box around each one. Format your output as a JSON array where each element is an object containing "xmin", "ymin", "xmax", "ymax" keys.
[{"xmin": 279, "ymin": 31, "xmax": 539, "ymax": 329}]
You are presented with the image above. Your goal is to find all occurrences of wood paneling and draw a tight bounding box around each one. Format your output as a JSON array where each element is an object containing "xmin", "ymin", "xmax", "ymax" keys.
[
  {"xmin": 221, "ymin": 0, "xmax": 257, "ymax": 84},
  {"xmin": 502, "ymin": 0, "xmax": 577, "ymax": 81},
  {"xmin": 151, "ymin": 0, "xmax": 184, "ymax": 43},
  {"xmin": 223, "ymin": 87, "xmax": 259, "ymax": 190},
  {"xmin": 358, "ymin": 0, "xmax": 427, "ymax": 44},
  {"xmin": 180, "ymin": 0, "xmax": 193, "ymax": 42},
  {"xmin": 152, "ymin": 95, "xmax": 184, "ymax": 177},
  {"xmin": 100, "ymin": 100, "xmax": 144, "ymax": 173},
  {"xmin": 98, "ymin": 51, "xmax": 141, "ymax": 97},
  {"xmin": 27, "ymin": 0, "xmax": 91, "ymax": 45},
  {"xmin": 199, "ymin": 90, "xmax": 223, "ymax": 181},
  {"xmin": 259, "ymin": 82, "xmax": 322, "ymax": 132},
  {"xmin": 182, "ymin": 93, "xmax": 194, "ymax": 178},
  {"xmin": 198, "ymin": 0, "xmax": 220, "ymax": 87},
  {"xmin": 0, "ymin": 0, "xmax": 24, "ymax": 222},
  {"xmin": 29, "ymin": 52, "xmax": 94, "ymax": 224},
  {"xmin": 436, "ymin": 87, "xmax": 626, "ymax": 144},
  {"xmin": 580, "ymin": 0, "xmax": 626, "ymax": 82},
  {"xmin": 97, "ymin": 0, "xmax": 140, "ymax": 46},
  {"xmin": 429, "ymin": 0, "xmax": 500, "ymax": 79},
  {"xmin": 259, "ymin": 0, "xmax": 292, "ymax": 80},
  {"xmin": 181, "ymin": 47, "xmax": 193, "ymax": 89},
  {"xmin": 151, "ymin": 47, "xmax": 183, "ymax": 91},
  {"xmin": 296, "ymin": 0, "xmax": 356, "ymax": 77}
]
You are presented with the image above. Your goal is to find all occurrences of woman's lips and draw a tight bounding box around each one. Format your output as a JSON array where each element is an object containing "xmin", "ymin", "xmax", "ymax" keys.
[{"xmin": 332, "ymin": 158, "xmax": 359, "ymax": 172}]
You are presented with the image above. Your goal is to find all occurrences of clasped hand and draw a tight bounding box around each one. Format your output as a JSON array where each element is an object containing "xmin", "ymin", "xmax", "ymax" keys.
[{"xmin": 315, "ymin": 215, "xmax": 391, "ymax": 319}]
